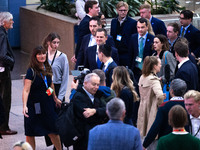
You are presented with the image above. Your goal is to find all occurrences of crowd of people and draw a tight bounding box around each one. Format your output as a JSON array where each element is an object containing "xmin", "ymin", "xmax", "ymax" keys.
[{"xmin": 1, "ymin": 0, "xmax": 200, "ymax": 150}]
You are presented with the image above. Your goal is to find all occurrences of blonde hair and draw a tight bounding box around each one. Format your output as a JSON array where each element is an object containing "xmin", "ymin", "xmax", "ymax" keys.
[
  {"xmin": 184, "ymin": 90, "xmax": 200, "ymax": 103},
  {"xmin": 140, "ymin": 4, "xmax": 151, "ymax": 10},
  {"xmin": 116, "ymin": 1, "xmax": 129, "ymax": 10},
  {"xmin": 111, "ymin": 66, "xmax": 139, "ymax": 102},
  {"xmin": 147, "ymin": 19, "xmax": 155, "ymax": 36}
]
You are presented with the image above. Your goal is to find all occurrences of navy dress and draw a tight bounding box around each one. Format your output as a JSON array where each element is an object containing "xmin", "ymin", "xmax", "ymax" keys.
[{"xmin": 24, "ymin": 68, "xmax": 58, "ymax": 136}]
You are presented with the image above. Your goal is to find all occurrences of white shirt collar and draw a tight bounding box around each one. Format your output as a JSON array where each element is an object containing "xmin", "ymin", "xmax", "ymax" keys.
[
  {"xmin": 83, "ymin": 87, "xmax": 94, "ymax": 103},
  {"xmin": 190, "ymin": 114, "xmax": 200, "ymax": 119},
  {"xmin": 103, "ymin": 58, "xmax": 113, "ymax": 71},
  {"xmin": 170, "ymin": 97, "xmax": 184, "ymax": 101},
  {"xmin": 178, "ymin": 58, "xmax": 189, "ymax": 68}
]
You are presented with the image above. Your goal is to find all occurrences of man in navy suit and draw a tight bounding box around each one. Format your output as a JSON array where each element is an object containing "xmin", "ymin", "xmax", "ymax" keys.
[
  {"xmin": 110, "ymin": 1, "xmax": 137, "ymax": 66},
  {"xmin": 84, "ymin": 28, "xmax": 119, "ymax": 71},
  {"xmin": 179, "ymin": 10, "xmax": 200, "ymax": 58},
  {"xmin": 88, "ymin": 98, "xmax": 142, "ymax": 150},
  {"xmin": 140, "ymin": 4, "xmax": 167, "ymax": 36},
  {"xmin": 71, "ymin": 1, "xmax": 99, "ymax": 63},
  {"xmin": 76, "ymin": 17, "xmax": 115, "ymax": 68},
  {"xmin": 174, "ymin": 40, "xmax": 198, "ymax": 91},
  {"xmin": 129, "ymin": 18, "xmax": 154, "ymax": 83},
  {"xmin": 98, "ymin": 44, "xmax": 117, "ymax": 87}
]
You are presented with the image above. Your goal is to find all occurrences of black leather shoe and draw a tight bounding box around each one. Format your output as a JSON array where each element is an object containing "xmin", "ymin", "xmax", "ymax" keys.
[{"xmin": 0, "ymin": 129, "xmax": 17, "ymax": 135}]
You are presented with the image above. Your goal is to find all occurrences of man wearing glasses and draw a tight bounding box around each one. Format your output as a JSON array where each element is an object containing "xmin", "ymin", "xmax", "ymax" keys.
[
  {"xmin": 179, "ymin": 10, "xmax": 200, "ymax": 58},
  {"xmin": 110, "ymin": 1, "xmax": 137, "ymax": 66}
]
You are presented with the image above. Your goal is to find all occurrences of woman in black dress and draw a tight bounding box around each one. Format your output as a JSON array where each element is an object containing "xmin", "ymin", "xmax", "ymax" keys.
[
  {"xmin": 22, "ymin": 46, "xmax": 62, "ymax": 150},
  {"xmin": 111, "ymin": 66, "xmax": 139, "ymax": 126}
]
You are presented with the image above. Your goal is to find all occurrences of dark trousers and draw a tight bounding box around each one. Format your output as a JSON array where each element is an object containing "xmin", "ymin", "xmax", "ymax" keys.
[{"xmin": 0, "ymin": 68, "xmax": 11, "ymax": 131}]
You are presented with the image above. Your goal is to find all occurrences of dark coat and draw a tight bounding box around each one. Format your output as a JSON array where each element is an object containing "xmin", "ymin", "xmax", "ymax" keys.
[
  {"xmin": 84, "ymin": 45, "xmax": 119, "ymax": 71},
  {"xmin": 72, "ymin": 87, "xmax": 106, "ymax": 150},
  {"xmin": 0, "ymin": 26, "xmax": 15, "ymax": 71},
  {"xmin": 175, "ymin": 60, "xmax": 198, "ymax": 91},
  {"xmin": 75, "ymin": 34, "xmax": 115, "ymax": 68},
  {"xmin": 75, "ymin": 15, "xmax": 91, "ymax": 58},
  {"xmin": 151, "ymin": 16, "xmax": 167, "ymax": 36},
  {"xmin": 101, "ymin": 61, "xmax": 117, "ymax": 87},
  {"xmin": 110, "ymin": 16, "xmax": 137, "ymax": 54},
  {"xmin": 182, "ymin": 24, "xmax": 200, "ymax": 57}
]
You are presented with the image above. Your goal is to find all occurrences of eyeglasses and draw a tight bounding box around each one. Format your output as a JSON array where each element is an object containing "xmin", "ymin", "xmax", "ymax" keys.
[{"xmin": 118, "ymin": 9, "xmax": 128, "ymax": 12}]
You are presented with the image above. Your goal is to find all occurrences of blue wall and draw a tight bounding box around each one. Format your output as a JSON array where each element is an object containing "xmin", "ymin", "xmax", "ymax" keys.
[{"xmin": 0, "ymin": 0, "xmax": 26, "ymax": 47}]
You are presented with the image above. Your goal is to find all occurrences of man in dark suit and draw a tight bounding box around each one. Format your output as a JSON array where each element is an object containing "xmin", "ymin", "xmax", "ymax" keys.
[
  {"xmin": 98, "ymin": 44, "xmax": 117, "ymax": 87},
  {"xmin": 72, "ymin": 73, "xmax": 106, "ymax": 150},
  {"xmin": 129, "ymin": 18, "xmax": 154, "ymax": 83},
  {"xmin": 174, "ymin": 40, "xmax": 198, "ymax": 91},
  {"xmin": 179, "ymin": 10, "xmax": 200, "ymax": 58},
  {"xmin": 76, "ymin": 17, "xmax": 115, "ymax": 68},
  {"xmin": 88, "ymin": 98, "xmax": 142, "ymax": 150},
  {"xmin": 110, "ymin": 1, "xmax": 137, "ymax": 66},
  {"xmin": 143, "ymin": 79, "xmax": 188, "ymax": 149},
  {"xmin": 140, "ymin": 4, "xmax": 167, "ymax": 36},
  {"xmin": 84, "ymin": 28, "xmax": 119, "ymax": 71},
  {"xmin": 0, "ymin": 12, "xmax": 17, "ymax": 135},
  {"xmin": 71, "ymin": 0, "xmax": 99, "ymax": 63}
]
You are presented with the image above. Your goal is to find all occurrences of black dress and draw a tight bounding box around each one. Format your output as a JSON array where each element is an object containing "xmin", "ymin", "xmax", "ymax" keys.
[{"xmin": 24, "ymin": 68, "xmax": 58, "ymax": 136}]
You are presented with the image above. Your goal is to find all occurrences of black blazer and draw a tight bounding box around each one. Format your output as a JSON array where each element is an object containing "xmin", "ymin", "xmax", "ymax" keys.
[
  {"xmin": 75, "ymin": 34, "xmax": 116, "ymax": 68},
  {"xmin": 84, "ymin": 45, "xmax": 119, "ymax": 71},
  {"xmin": 101, "ymin": 61, "xmax": 117, "ymax": 87},
  {"xmin": 151, "ymin": 16, "xmax": 167, "ymax": 36},
  {"xmin": 0, "ymin": 26, "xmax": 15, "ymax": 71},
  {"xmin": 75, "ymin": 15, "xmax": 91, "ymax": 58},
  {"xmin": 175, "ymin": 60, "xmax": 198, "ymax": 91},
  {"xmin": 110, "ymin": 16, "xmax": 137, "ymax": 54},
  {"xmin": 129, "ymin": 33, "xmax": 154, "ymax": 70},
  {"xmin": 182, "ymin": 24, "xmax": 200, "ymax": 57}
]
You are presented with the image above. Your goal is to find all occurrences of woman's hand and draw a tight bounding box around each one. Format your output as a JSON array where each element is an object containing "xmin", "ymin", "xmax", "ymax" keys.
[
  {"xmin": 23, "ymin": 106, "xmax": 29, "ymax": 118},
  {"xmin": 55, "ymin": 98, "xmax": 62, "ymax": 108}
]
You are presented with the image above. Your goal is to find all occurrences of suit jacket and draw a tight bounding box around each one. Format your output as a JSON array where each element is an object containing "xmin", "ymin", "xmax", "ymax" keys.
[
  {"xmin": 72, "ymin": 87, "xmax": 106, "ymax": 149},
  {"xmin": 75, "ymin": 34, "xmax": 115, "ymax": 68},
  {"xmin": 0, "ymin": 26, "xmax": 15, "ymax": 71},
  {"xmin": 129, "ymin": 33, "xmax": 154, "ymax": 71},
  {"xmin": 143, "ymin": 100, "xmax": 188, "ymax": 148},
  {"xmin": 175, "ymin": 60, "xmax": 198, "ymax": 91},
  {"xmin": 88, "ymin": 120, "xmax": 142, "ymax": 150},
  {"xmin": 75, "ymin": 15, "xmax": 91, "ymax": 58},
  {"xmin": 101, "ymin": 61, "xmax": 117, "ymax": 87},
  {"xmin": 84, "ymin": 45, "xmax": 119, "ymax": 71},
  {"xmin": 111, "ymin": 16, "xmax": 137, "ymax": 54},
  {"xmin": 182, "ymin": 24, "xmax": 200, "ymax": 57},
  {"xmin": 151, "ymin": 16, "xmax": 167, "ymax": 36}
]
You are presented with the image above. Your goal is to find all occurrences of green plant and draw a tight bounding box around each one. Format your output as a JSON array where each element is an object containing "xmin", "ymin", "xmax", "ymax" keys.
[{"xmin": 37, "ymin": 0, "xmax": 76, "ymax": 18}]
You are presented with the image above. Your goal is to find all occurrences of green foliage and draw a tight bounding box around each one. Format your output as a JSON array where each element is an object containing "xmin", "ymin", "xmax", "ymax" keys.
[
  {"xmin": 37, "ymin": 0, "xmax": 76, "ymax": 18},
  {"xmin": 147, "ymin": 0, "xmax": 185, "ymax": 14}
]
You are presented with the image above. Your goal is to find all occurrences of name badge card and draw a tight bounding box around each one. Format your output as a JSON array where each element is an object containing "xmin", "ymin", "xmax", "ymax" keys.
[
  {"xmin": 136, "ymin": 56, "xmax": 142, "ymax": 63},
  {"xmin": 116, "ymin": 35, "xmax": 122, "ymax": 41}
]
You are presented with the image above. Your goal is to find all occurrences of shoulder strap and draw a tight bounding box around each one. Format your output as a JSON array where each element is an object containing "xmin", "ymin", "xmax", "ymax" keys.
[
  {"xmin": 164, "ymin": 51, "xmax": 169, "ymax": 64},
  {"xmin": 31, "ymin": 68, "xmax": 36, "ymax": 83}
]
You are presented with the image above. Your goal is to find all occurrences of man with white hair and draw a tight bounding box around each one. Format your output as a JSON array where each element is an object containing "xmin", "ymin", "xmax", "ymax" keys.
[
  {"xmin": 72, "ymin": 73, "xmax": 106, "ymax": 150},
  {"xmin": 88, "ymin": 98, "xmax": 142, "ymax": 150},
  {"xmin": 0, "ymin": 12, "xmax": 16, "ymax": 135},
  {"xmin": 184, "ymin": 90, "xmax": 200, "ymax": 139}
]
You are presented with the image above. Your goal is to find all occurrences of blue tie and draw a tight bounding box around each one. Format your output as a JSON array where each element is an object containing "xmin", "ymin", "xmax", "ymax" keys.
[{"xmin": 138, "ymin": 37, "xmax": 144, "ymax": 70}]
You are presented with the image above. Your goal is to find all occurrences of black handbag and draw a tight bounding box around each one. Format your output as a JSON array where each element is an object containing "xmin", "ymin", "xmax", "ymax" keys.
[{"xmin": 56, "ymin": 102, "xmax": 84, "ymax": 147}]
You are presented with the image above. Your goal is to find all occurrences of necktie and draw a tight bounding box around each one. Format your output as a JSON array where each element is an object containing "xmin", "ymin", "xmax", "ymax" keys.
[
  {"xmin": 96, "ymin": 53, "xmax": 101, "ymax": 69},
  {"xmin": 138, "ymin": 37, "xmax": 144, "ymax": 70},
  {"xmin": 181, "ymin": 28, "xmax": 185, "ymax": 37}
]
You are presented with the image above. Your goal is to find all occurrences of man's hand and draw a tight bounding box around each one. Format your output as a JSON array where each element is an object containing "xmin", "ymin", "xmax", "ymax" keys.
[
  {"xmin": 83, "ymin": 108, "xmax": 96, "ymax": 118},
  {"xmin": 71, "ymin": 79, "xmax": 79, "ymax": 90}
]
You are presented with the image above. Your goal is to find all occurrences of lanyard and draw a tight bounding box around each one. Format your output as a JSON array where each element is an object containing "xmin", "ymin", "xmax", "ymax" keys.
[{"xmin": 40, "ymin": 73, "xmax": 48, "ymax": 89}]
